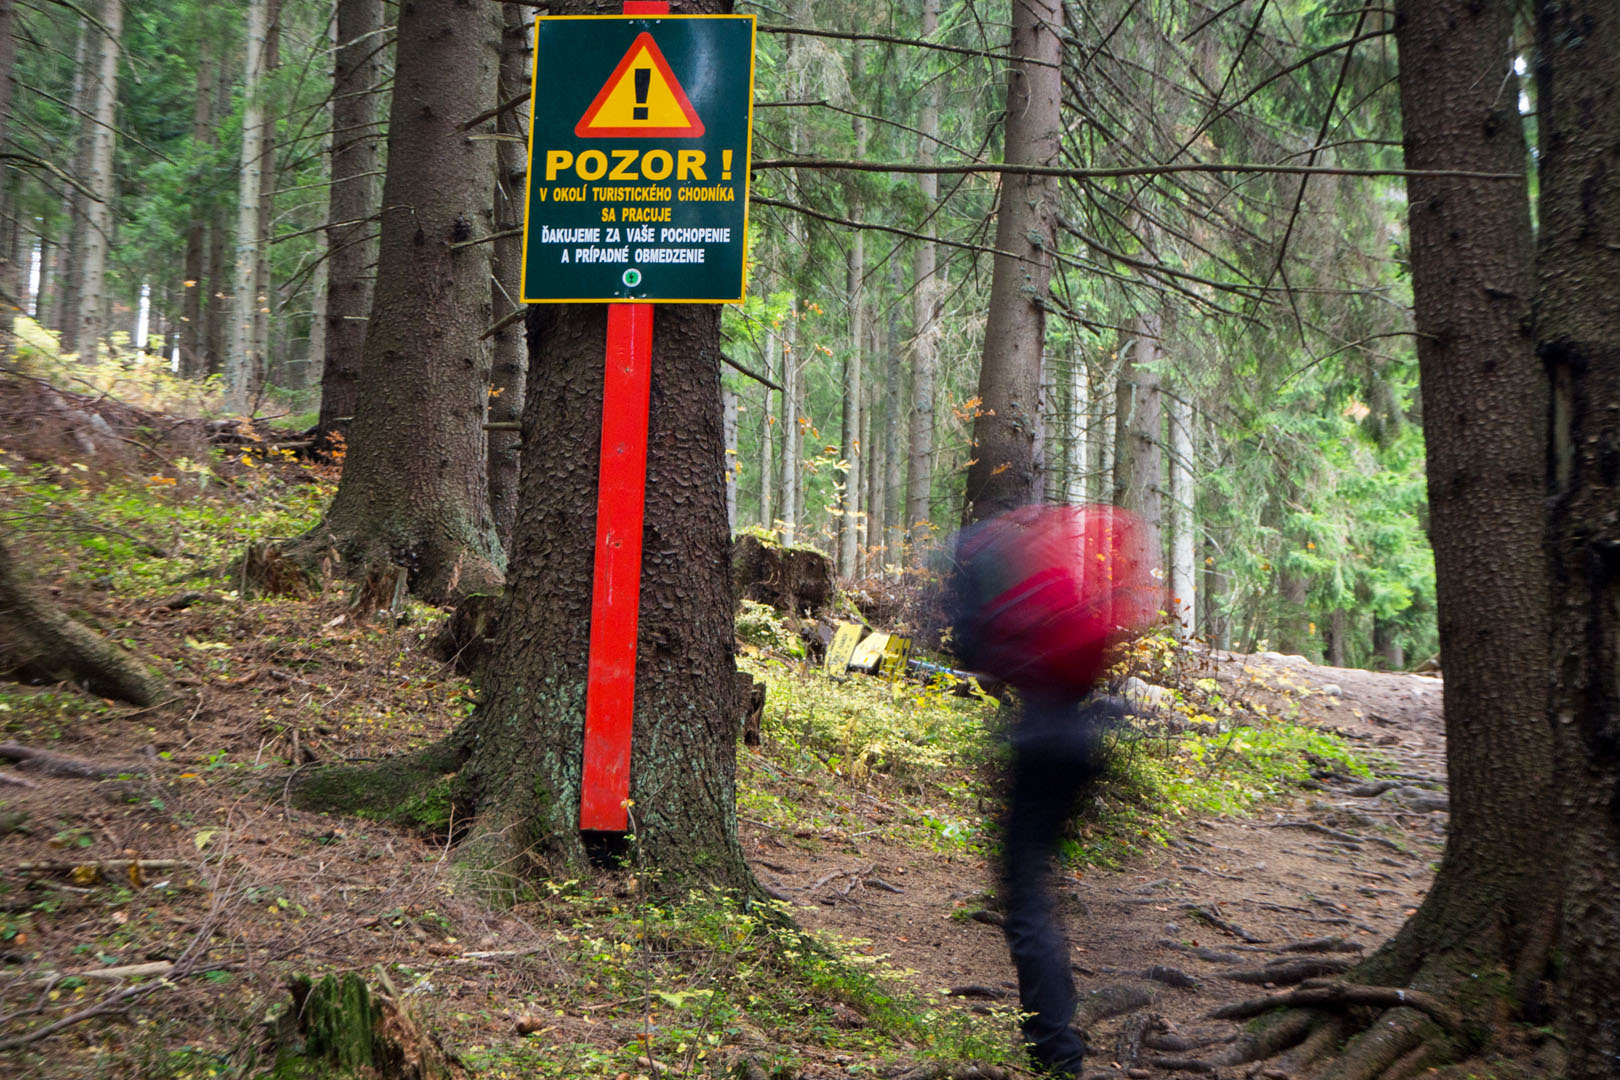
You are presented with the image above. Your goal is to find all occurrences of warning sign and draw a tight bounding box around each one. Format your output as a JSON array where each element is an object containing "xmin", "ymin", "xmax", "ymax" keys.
[
  {"xmin": 576, "ymin": 33, "xmax": 704, "ymax": 138},
  {"xmin": 522, "ymin": 16, "xmax": 756, "ymax": 304}
]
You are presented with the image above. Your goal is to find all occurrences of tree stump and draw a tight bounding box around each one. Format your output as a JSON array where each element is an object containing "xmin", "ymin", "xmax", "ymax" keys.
[
  {"xmin": 736, "ymin": 671, "xmax": 766, "ymax": 746},
  {"xmin": 732, "ymin": 534, "xmax": 836, "ymax": 617},
  {"xmin": 277, "ymin": 971, "xmax": 463, "ymax": 1079}
]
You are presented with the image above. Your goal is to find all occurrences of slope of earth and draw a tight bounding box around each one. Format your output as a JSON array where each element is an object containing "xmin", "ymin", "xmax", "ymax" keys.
[{"xmin": 742, "ymin": 650, "xmax": 1446, "ymax": 1078}]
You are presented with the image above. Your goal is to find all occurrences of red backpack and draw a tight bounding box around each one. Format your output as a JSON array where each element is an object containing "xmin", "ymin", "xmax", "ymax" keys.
[{"xmin": 953, "ymin": 504, "xmax": 1160, "ymax": 693}]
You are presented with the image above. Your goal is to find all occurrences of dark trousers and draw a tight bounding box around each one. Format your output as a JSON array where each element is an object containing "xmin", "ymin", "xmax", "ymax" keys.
[{"xmin": 1001, "ymin": 694, "xmax": 1116, "ymax": 1075}]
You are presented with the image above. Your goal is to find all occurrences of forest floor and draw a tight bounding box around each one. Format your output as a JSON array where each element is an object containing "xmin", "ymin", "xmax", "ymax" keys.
[
  {"xmin": 745, "ymin": 651, "xmax": 1447, "ymax": 1078},
  {"xmin": 0, "ymin": 369, "xmax": 1451, "ymax": 1079}
]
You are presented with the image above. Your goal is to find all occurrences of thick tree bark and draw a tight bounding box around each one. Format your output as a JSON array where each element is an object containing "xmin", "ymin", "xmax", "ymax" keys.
[
  {"xmin": 317, "ymin": 0, "xmax": 385, "ymax": 450},
  {"xmin": 487, "ymin": 4, "xmax": 529, "ymax": 549},
  {"xmin": 961, "ymin": 0, "xmax": 1062, "ymax": 524},
  {"xmin": 460, "ymin": 297, "xmax": 750, "ymax": 887},
  {"xmin": 905, "ymin": 0, "xmax": 942, "ymax": 549},
  {"xmin": 394, "ymin": 0, "xmax": 755, "ymax": 890},
  {"xmin": 226, "ymin": 0, "xmax": 270, "ymax": 411},
  {"xmin": 1346, "ymin": 0, "xmax": 1551, "ymax": 1038},
  {"xmin": 1534, "ymin": 2, "xmax": 1620, "ymax": 1072},
  {"xmin": 0, "ymin": 538, "xmax": 165, "ymax": 706},
  {"xmin": 302, "ymin": 0, "xmax": 504, "ymax": 604},
  {"xmin": 75, "ymin": 0, "xmax": 121, "ymax": 361}
]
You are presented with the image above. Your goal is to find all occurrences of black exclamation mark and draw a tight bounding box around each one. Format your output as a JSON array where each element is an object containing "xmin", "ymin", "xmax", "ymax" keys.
[{"xmin": 633, "ymin": 68, "xmax": 650, "ymax": 120}]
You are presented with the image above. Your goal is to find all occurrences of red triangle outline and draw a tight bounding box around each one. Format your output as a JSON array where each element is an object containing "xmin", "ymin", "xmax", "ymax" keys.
[{"xmin": 575, "ymin": 32, "xmax": 705, "ymax": 139}]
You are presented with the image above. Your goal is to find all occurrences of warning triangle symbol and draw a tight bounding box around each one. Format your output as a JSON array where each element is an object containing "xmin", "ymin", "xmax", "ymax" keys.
[{"xmin": 575, "ymin": 32, "xmax": 705, "ymax": 138}]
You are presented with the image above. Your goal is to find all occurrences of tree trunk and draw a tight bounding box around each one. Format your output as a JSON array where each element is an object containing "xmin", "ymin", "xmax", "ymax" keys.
[
  {"xmin": 1534, "ymin": 2, "xmax": 1620, "ymax": 1071},
  {"xmin": 487, "ymin": 3, "xmax": 529, "ymax": 549},
  {"xmin": 861, "ymin": 370, "xmax": 879, "ymax": 577},
  {"xmin": 961, "ymin": 0, "xmax": 1061, "ymax": 524},
  {"xmin": 1167, "ymin": 388, "xmax": 1196, "ymax": 639},
  {"xmin": 1306, "ymin": 1, "xmax": 1554, "ymax": 1066},
  {"xmin": 179, "ymin": 38, "xmax": 214, "ymax": 379},
  {"xmin": 226, "ymin": 0, "xmax": 270, "ymax": 411},
  {"xmin": 0, "ymin": 0, "xmax": 16, "ymax": 349},
  {"xmin": 756, "ymin": 325, "xmax": 773, "ymax": 528},
  {"xmin": 1203, "ymin": 532, "xmax": 1227, "ymax": 650},
  {"xmin": 459, "ymin": 296, "xmax": 750, "ymax": 887},
  {"xmin": 842, "ymin": 57, "xmax": 868, "ymax": 573},
  {"xmin": 55, "ymin": 18, "xmax": 91, "ymax": 351},
  {"xmin": 1063, "ymin": 345, "xmax": 1088, "ymax": 503},
  {"xmin": 301, "ymin": 0, "xmax": 504, "ymax": 604},
  {"xmin": 1114, "ymin": 319, "xmax": 1163, "ymax": 564},
  {"xmin": 777, "ymin": 306, "xmax": 800, "ymax": 543},
  {"xmin": 33, "ymin": 236, "xmax": 52, "ymax": 326},
  {"xmin": 0, "ymin": 538, "xmax": 165, "ymax": 706},
  {"xmin": 250, "ymin": 0, "xmax": 282, "ymax": 396},
  {"xmin": 1372, "ymin": 617, "xmax": 1403, "ymax": 671},
  {"xmin": 317, "ymin": 0, "xmax": 386, "ymax": 450},
  {"xmin": 723, "ymin": 386, "xmax": 739, "ymax": 533},
  {"xmin": 1090, "ymin": 354, "xmax": 1113, "ymax": 503},
  {"xmin": 838, "ymin": 62, "xmax": 865, "ymax": 577},
  {"xmin": 883, "ymin": 260, "xmax": 904, "ymax": 568},
  {"xmin": 905, "ymin": 0, "xmax": 941, "ymax": 550},
  {"xmin": 75, "ymin": 0, "xmax": 122, "ymax": 361}
]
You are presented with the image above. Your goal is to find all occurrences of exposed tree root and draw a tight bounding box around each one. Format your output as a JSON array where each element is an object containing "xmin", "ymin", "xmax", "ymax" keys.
[
  {"xmin": 1225, "ymin": 956, "xmax": 1359, "ymax": 985},
  {"xmin": 884, "ymin": 1063, "xmax": 1016, "ymax": 1080},
  {"xmin": 1149, "ymin": 1008, "xmax": 1318, "ymax": 1071},
  {"xmin": 0, "ymin": 538, "xmax": 167, "ymax": 705},
  {"xmin": 285, "ymin": 738, "xmax": 470, "ymax": 830},
  {"xmin": 1314, "ymin": 1007, "xmax": 1443, "ymax": 1080},
  {"xmin": 1073, "ymin": 983, "xmax": 1156, "ymax": 1028},
  {"xmin": 1263, "ymin": 1016, "xmax": 1348, "ymax": 1078},
  {"xmin": 0, "ymin": 740, "xmax": 151, "ymax": 779},
  {"xmin": 1211, "ymin": 982, "xmax": 1463, "ymax": 1036}
]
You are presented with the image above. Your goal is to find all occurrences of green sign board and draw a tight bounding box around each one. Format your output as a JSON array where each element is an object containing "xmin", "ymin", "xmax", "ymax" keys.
[{"xmin": 521, "ymin": 15, "xmax": 756, "ymax": 304}]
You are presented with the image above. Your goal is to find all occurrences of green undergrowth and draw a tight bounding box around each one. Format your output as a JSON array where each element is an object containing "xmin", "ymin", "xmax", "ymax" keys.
[
  {"xmin": 8, "ymin": 316, "xmax": 227, "ymax": 417},
  {"xmin": 461, "ymin": 882, "xmax": 1023, "ymax": 1078},
  {"xmin": 735, "ymin": 608, "xmax": 1373, "ymax": 871},
  {"xmin": 0, "ymin": 449, "xmax": 331, "ymax": 597}
]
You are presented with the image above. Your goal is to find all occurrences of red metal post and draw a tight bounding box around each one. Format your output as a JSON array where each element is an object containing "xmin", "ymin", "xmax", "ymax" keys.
[{"xmin": 579, "ymin": 0, "xmax": 668, "ymax": 833}]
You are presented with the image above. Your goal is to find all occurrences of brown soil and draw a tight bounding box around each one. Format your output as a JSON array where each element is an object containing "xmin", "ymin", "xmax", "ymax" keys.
[{"xmin": 743, "ymin": 649, "xmax": 1446, "ymax": 1077}]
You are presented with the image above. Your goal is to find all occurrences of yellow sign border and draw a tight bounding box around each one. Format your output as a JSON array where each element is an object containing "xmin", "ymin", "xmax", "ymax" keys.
[{"xmin": 520, "ymin": 14, "xmax": 757, "ymax": 305}]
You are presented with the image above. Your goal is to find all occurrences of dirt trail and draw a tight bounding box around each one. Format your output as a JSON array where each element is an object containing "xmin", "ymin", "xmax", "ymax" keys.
[{"xmin": 742, "ymin": 651, "xmax": 1447, "ymax": 1077}]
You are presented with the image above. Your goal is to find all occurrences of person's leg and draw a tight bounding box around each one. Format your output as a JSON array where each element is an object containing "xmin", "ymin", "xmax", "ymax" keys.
[{"xmin": 1001, "ymin": 695, "xmax": 1115, "ymax": 1074}]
